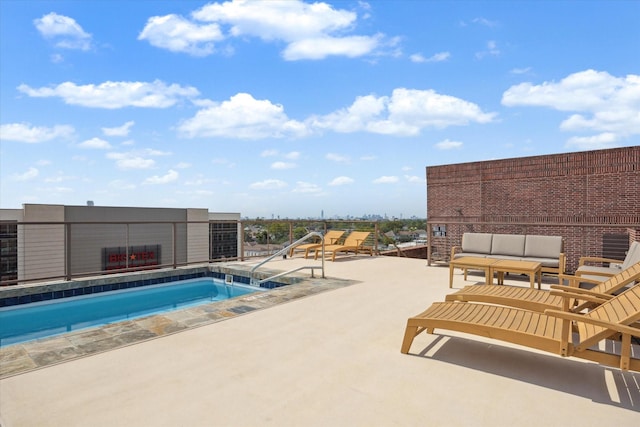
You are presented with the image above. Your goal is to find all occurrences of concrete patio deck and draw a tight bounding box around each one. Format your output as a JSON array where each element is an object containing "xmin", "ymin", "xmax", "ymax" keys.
[{"xmin": 1, "ymin": 255, "xmax": 639, "ymax": 426}]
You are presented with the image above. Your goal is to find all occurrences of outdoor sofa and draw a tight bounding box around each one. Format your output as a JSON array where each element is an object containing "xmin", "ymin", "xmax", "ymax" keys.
[{"xmin": 451, "ymin": 232, "xmax": 565, "ymax": 276}]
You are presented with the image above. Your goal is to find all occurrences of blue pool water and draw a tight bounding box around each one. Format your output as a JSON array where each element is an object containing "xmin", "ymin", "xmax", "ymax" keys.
[{"xmin": 0, "ymin": 279, "xmax": 259, "ymax": 346}]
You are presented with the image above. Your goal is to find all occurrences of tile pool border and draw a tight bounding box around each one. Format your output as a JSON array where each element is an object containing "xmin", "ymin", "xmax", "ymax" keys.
[
  {"xmin": 0, "ymin": 265, "xmax": 294, "ymax": 308},
  {"xmin": 0, "ymin": 264, "xmax": 356, "ymax": 378}
]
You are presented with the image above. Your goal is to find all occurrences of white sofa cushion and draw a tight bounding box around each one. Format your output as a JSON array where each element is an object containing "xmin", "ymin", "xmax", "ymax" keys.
[
  {"xmin": 621, "ymin": 241, "xmax": 640, "ymax": 270},
  {"xmin": 524, "ymin": 235, "xmax": 563, "ymax": 259},
  {"xmin": 491, "ymin": 234, "xmax": 525, "ymax": 257},
  {"xmin": 461, "ymin": 233, "xmax": 492, "ymax": 254}
]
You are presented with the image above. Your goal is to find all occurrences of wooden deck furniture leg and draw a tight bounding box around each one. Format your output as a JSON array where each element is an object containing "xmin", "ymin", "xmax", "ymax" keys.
[
  {"xmin": 401, "ymin": 325, "xmax": 419, "ymax": 354},
  {"xmin": 449, "ymin": 264, "xmax": 454, "ymax": 288}
]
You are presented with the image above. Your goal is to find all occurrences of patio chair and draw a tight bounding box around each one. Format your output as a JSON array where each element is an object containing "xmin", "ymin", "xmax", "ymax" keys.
[
  {"xmin": 445, "ymin": 261, "xmax": 640, "ymax": 313},
  {"xmin": 576, "ymin": 241, "xmax": 640, "ymax": 281},
  {"xmin": 288, "ymin": 230, "xmax": 345, "ymax": 258},
  {"xmin": 401, "ymin": 280, "xmax": 640, "ymax": 371},
  {"xmin": 314, "ymin": 231, "xmax": 372, "ymax": 261}
]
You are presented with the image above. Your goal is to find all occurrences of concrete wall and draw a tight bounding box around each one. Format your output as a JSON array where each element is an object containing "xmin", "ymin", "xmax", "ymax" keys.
[
  {"xmin": 426, "ymin": 146, "xmax": 640, "ymax": 272},
  {"xmin": 64, "ymin": 205, "xmax": 190, "ymax": 274},
  {"xmin": 1, "ymin": 205, "xmax": 242, "ymax": 282},
  {"xmin": 20, "ymin": 204, "xmax": 66, "ymax": 281},
  {"xmin": 187, "ymin": 208, "xmax": 209, "ymax": 264}
]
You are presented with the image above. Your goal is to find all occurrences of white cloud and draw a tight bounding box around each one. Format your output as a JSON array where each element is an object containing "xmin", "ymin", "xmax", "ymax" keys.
[
  {"xmin": 476, "ymin": 40, "xmax": 500, "ymax": 59},
  {"xmin": 283, "ymin": 34, "xmax": 382, "ymax": 60},
  {"xmin": 140, "ymin": 0, "xmax": 391, "ymax": 60},
  {"xmin": 502, "ymin": 69, "xmax": 640, "ymax": 141},
  {"xmin": 108, "ymin": 179, "xmax": 136, "ymax": 190},
  {"xmin": 178, "ymin": 93, "xmax": 308, "ymax": 139},
  {"xmin": 293, "ymin": 181, "xmax": 322, "ymax": 193},
  {"xmin": 143, "ymin": 169, "xmax": 179, "ymax": 184},
  {"xmin": 404, "ymin": 175, "xmax": 424, "ymax": 183},
  {"xmin": 566, "ymin": 132, "xmax": 619, "ymax": 150},
  {"xmin": 435, "ymin": 139, "xmax": 463, "ymax": 150},
  {"xmin": 271, "ymin": 161, "xmax": 296, "ymax": 170},
  {"xmin": 102, "ymin": 121, "xmax": 135, "ymax": 137},
  {"xmin": 373, "ymin": 175, "xmax": 399, "ymax": 184},
  {"xmin": 410, "ymin": 52, "xmax": 450, "ymax": 63},
  {"xmin": 11, "ymin": 167, "xmax": 39, "ymax": 181},
  {"xmin": 138, "ymin": 14, "xmax": 224, "ymax": 56},
  {"xmin": 325, "ymin": 153, "xmax": 350, "ymax": 163},
  {"xmin": 328, "ymin": 176, "xmax": 354, "ymax": 186},
  {"xmin": 34, "ymin": 12, "xmax": 92, "ymax": 50},
  {"xmin": 472, "ymin": 17, "xmax": 498, "ymax": 28},
  {"xmin": 0, "ymin": 122, "xmax": 75, "ymax": 143},
  {"xmin": 312, "ymin": 88, "xmax": 496, "ymax": 136},
  {"xmin": 212, "ymin": 158, "xmax": 235, "ymax": 168},
  {"xmin": 106, "ymin": 152, "xmax": 156, "ymax": 170},
  {"xmin": 18, "ymin": 80, "xmax": 199, "ymax": 109},
  {"xmin": 285, "ymin": 151, "xmax": 301, "ymax": 160},
  {"xmin": 249, "ymin": 179, "xmax": 287, "ymax": 190},
  {"xmin": 510, "ymin": 67, "xmax": 532, "ymax": 75},
  {"xmin": 261, "ymin": 149, "xmax": 278, "ymax": 157},
  {"xmin": 311, "ymin": 94, "xmax": 387, "ymax": 133},
  {"xmin": 78, "ymin": 137, "xmax": 112, "ymax": 149},
  {"xmin": 175, "ymin": 162, "xmax": 192, "ymax": 169},
  {"xmin": 44, "ymin": 172, "xmax": 76, "ymax": 183}
]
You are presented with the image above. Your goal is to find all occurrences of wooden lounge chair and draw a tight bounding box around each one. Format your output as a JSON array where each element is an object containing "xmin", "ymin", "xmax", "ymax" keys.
[
  {"xmin": 445, "ymin": 261, "xmax": 640, "ymax": 313},
  {"xmin": 288, "ymin": 230, "xmax": 345, "ymax": 258},
  {"xmin": 314, "ymin": 231, "xmax": 372, "ymax": 261},
  {"xmin": 401, "ymin": 282, "xmax": 640, "ymax": 371}
]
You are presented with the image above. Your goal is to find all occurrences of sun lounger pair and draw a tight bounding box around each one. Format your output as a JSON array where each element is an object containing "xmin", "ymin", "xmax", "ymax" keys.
[
  {"xmin": 402, "ymin": 261, "xmax": 640, "ymax": 371},
  {"xmin": 288, "ymin": 230, "xmax": 345, "ymax": 258},
  {"xmin": 313, "ymin": 231, "xmax": 372, "ymax": 261}
]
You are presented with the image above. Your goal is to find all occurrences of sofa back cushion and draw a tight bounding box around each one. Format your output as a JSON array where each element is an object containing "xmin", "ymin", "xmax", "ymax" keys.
[
  {"xmin": 461, "ymin": 233, "xmax": 493, "ymax": 254},
  {"xmin": 524, "ymin": 235, "xmax": 563, "ymax": 259},
  {"xmin": 622, "ymin": 241, "xmax": 640, "ymax": 270},
  {"xmin": 491, "ymin": 234, "xmax": 525, "ymax": 256}
]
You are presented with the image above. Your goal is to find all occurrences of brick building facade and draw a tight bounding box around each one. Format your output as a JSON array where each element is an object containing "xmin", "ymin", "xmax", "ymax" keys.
[{"xmin": 426, "ymin": 146, "xmax": 640, "ymax": 272}]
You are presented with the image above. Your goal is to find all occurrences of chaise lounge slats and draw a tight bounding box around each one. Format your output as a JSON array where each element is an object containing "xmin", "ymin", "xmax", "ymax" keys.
[
  {"xmin": 446, "ymin": 262, "xmax": 640, "ymax": 313},
  {"xmin": 402, "ymin": 281, "xmax": 640, "ymax": 371},
  {"xmin": 314, "ymin": 231, "xmax": 372, "ymax": 261}
]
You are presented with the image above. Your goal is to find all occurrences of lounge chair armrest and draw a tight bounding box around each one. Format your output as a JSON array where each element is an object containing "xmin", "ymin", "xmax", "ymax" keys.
[
  {"xmin": 559, "ymin": 273, "xmax": 605, "ymax": 287},
  {"xmin": 544, "ymin": 310, "xmax": 640, "ymax": 337},
  {"xmin": 578, "ymin": 256, "xmax": 624, "ymax": 267},
  {"xmin": 548, "ymin": 289, "xmax": 611, "ymax": 304},
  {"xmin": 549, "ymin": 285, "xmax": 614, "ymax": 300},
  {"xmin": 575, "ymin": 270, "xmax": 617, "ymax": 278},
  {"xmin": 450, "ymin": 245, "xmax": 461, "ymax": 259}
]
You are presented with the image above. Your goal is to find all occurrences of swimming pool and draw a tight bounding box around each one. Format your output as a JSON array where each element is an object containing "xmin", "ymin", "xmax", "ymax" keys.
[{"xmin": 0, "ymin": 278, "xmax": 260, "ymax": 346}]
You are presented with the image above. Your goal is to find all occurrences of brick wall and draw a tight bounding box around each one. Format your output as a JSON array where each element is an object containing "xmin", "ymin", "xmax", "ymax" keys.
[{"xmin": 426, "ymin": 146, "xmax": 640, "ymax": 272}]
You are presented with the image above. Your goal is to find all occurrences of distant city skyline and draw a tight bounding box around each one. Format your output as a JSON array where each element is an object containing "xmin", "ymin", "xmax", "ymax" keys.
[{"xmin": 1, "ymin": 1, "xmax": 638, "ymax": 218}]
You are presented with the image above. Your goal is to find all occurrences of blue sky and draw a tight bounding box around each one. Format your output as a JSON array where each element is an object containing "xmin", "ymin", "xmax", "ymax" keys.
[{"xmin": 1, "ymin": 1, "xmax": 638, "ymax": 219}]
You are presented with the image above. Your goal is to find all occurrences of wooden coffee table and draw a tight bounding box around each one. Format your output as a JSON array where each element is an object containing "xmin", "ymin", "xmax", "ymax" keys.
[
  {"xmin": 490, "ymin": 259, "xmax": 542, "ymax": 289},
  {"xmin": 449, "ymin": 257, "xmax": 497, "ymax": 288}
]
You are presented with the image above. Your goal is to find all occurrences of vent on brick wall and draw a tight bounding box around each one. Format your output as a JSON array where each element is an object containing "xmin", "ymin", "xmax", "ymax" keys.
[{"xmin": 602, "ymin": 234, "xmax": 630, "ymax": 263}]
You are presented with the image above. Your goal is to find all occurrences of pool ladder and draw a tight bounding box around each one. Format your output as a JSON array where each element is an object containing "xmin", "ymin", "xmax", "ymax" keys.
[{"xmin": 249, "ymin": 231, "xmax": 325, "ymax": 287}]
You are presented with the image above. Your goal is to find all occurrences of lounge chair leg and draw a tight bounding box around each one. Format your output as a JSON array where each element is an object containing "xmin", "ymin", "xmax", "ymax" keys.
[
  {"xmin": 401, "ymin": 325, "xmax": 420, "ymax": 354},
  {"xmin": 620, "ymin": 333, "xmax": 631, "ymax": 371}
]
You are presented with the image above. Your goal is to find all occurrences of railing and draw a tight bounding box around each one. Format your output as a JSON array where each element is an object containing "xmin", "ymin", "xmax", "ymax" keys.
[
  {"xmin": 0, "ymin": 219, "xmax": 391, "ymax": 286},
  {"xmin": 249, "ymin": 231, "xmax": 325, "ymax": 286}
]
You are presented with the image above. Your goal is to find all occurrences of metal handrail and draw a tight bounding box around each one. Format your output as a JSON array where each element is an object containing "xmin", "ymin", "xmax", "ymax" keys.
[{"xmin": 250, "ymin": 231, "xmax": 325, "ymax": 286}]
